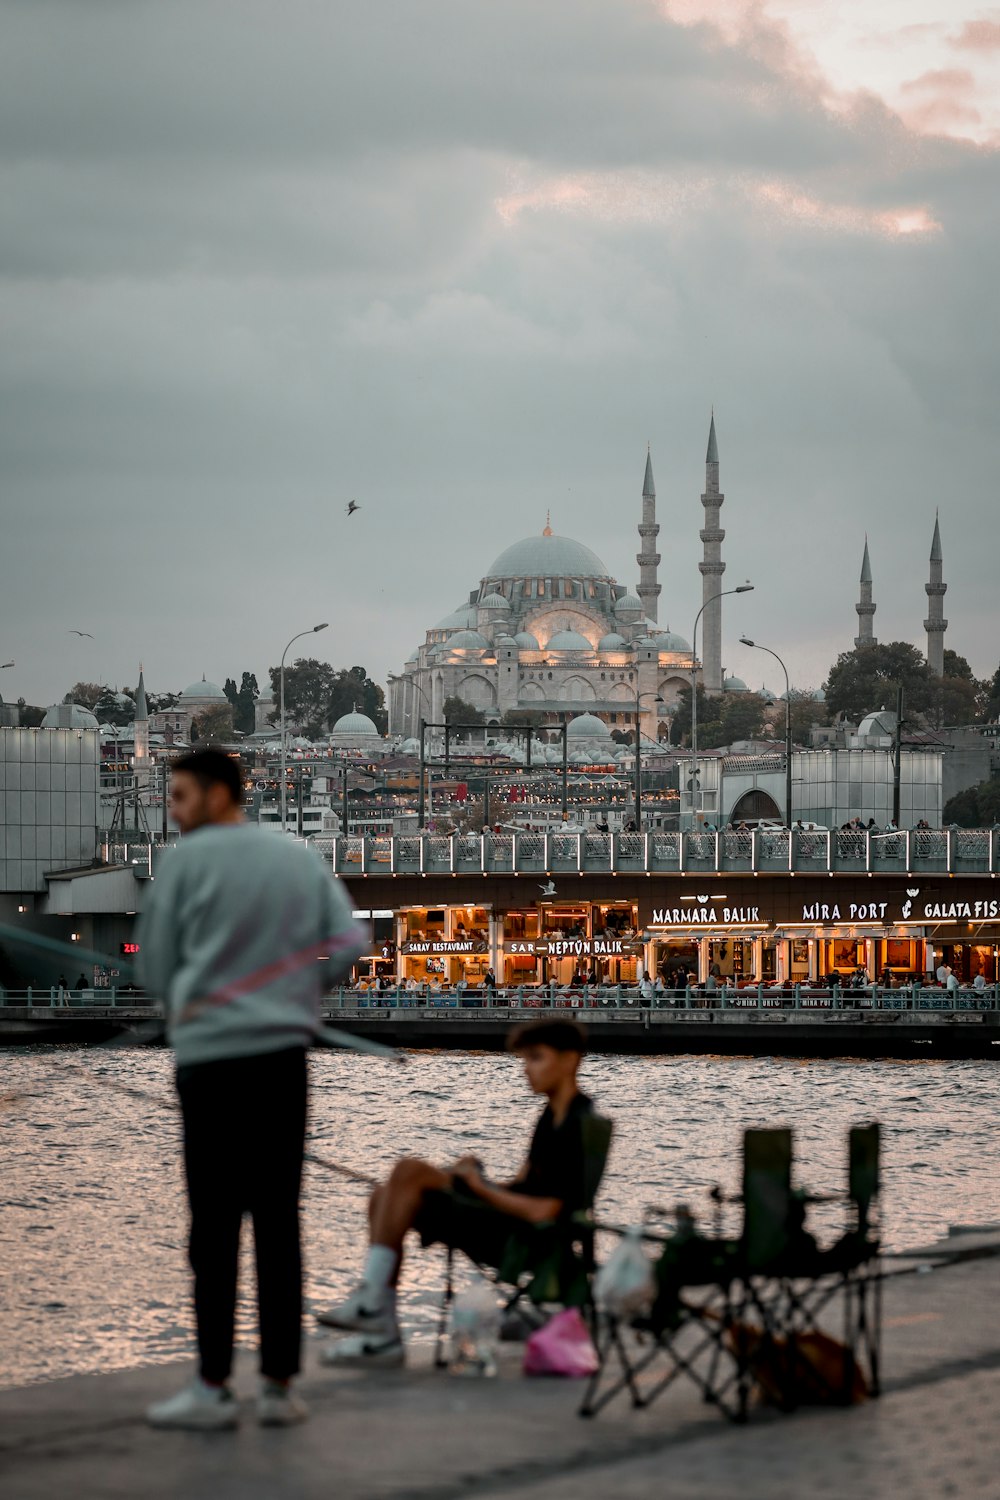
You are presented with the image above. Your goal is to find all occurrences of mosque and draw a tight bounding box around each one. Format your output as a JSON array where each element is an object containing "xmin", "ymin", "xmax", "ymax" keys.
[{"xmin": 389, "ymin": 417, "xmax": 745, "ymax": 744}]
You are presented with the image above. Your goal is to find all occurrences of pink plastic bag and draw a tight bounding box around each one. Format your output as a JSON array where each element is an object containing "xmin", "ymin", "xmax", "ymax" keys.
[{"xmin": 523, "ymin": 1308, "xmax": 599, "ymax": 1378}]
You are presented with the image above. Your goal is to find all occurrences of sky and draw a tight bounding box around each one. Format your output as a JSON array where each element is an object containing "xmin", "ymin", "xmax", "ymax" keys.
[{"xmin": 2, "ymin": 0, "xmax": 999, "ymax": 710}]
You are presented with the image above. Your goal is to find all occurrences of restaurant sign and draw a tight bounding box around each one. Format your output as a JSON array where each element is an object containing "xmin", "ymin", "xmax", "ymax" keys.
[
  {"xmin": 504, "ymin": 937, "xmax": 644, "ymax": 958},
  {"xmin": 401, "ymin": 939, "xmax": 488, "ymax": 955}
]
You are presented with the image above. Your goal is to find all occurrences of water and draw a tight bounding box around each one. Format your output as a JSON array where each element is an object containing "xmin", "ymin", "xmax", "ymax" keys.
[{"xmin": 2, "ymin": 1045, "xmax": 998, "ymax": 1390}]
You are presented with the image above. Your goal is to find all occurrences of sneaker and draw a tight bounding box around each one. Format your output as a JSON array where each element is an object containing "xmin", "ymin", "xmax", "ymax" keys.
[
  {"xmin": 257, "ymin": 1382, "xmax": 309, "ymax": 1427},
  {"xmin": 315, "ymin": 1283, "xmax": 396, "ymax": 1336},
  {"xmin": 319, "ymin": 1331, "xmax": 405, "ymax": 1369},
  {"xmin": 146, "ymin": 1378, "xmax": 239, "ymax": 1431}
]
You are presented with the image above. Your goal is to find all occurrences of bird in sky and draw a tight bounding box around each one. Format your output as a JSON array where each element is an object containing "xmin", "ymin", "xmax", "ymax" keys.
[
  {"xmin": 538, "ymin": 880, "xmax": 557, "ymax": 896},
  {"xmin": 69, "ymin": 630, "xmax": 94, "ymax": 638},
  {"xmin": 346, "ymin": 500, "xmax": 359, "ymax": 516}
]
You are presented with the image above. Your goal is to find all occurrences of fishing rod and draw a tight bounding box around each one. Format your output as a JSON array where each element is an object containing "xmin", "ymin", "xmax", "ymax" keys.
[{"xmin": 0, "ymin": 920, "xmax": 403, "ymax": 1064}]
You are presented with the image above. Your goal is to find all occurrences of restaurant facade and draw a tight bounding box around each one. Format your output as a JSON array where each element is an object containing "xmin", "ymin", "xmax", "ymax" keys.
[{"xmin": 346, "ymin": 873, "xmax": 1000, "ymax": 989}]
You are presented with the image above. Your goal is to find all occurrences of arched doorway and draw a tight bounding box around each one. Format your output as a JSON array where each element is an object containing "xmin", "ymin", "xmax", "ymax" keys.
[{"xmin": 729, "ymin": 789, "xmax": 781, "ymax": 823}]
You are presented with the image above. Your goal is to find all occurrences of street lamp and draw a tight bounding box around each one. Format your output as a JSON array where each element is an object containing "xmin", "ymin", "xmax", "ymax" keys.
[
  {"xmin": 689, "ymin": 585, "xmax": 754, "ymax": 826},
  {"xmin": 634, "ymin": 692, "xmax": 664, "ymax": 831},
  {"xmin": 740, "ymin": 637, "xmax": 791, "ymax": 827},
  {"xmin": 280, "ymin": 623, "xmax": 328, "ymax": 832}
]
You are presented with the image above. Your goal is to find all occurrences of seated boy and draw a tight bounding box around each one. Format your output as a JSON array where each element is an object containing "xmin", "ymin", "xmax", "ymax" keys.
[{"xmin": 318, "ymin": 1017, "xmax": 594, "ymax": 1367}]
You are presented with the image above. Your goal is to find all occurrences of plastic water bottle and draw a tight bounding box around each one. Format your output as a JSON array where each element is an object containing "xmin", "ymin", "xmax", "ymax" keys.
[{"xmin": 449, "ymin": 1282, "xmax": 500, "ymax": 1378}]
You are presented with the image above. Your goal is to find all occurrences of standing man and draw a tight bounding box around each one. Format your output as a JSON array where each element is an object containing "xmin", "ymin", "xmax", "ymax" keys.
[{"xmin": 138, "ymin": 749, "xmax": 366, "ymax": 1430}]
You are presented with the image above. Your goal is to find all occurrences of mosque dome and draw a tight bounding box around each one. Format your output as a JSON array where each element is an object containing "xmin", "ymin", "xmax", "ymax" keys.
[
  {"xmin": 812, "ymin": 686, "xmax": 827, "ymax": 703},
  {"xmin": 614, "ymin": 594, "xmax": 642, "ymax": 615},
  {"xmin": 650, "ymin": 629, "xmax": 691, "ymax": 653},
  {"xmin": 513, "ymin": 631, "xmax": 540, "ymax": 650},
  {"xmin": 857, "ymin": 710, "xmax": 897, "ymax": 738},
  {"xmin": 597, "ymin": 632, "xmax": 627, "ymax": 651},
  {"xmin": 479, "ymin": 593, "xmax": 508, "ymax": 609},
  {"xmin": 485, "ymin": 533, "xmax": 610, "ymax": 581},
  {"xmin": 180, "ymin": 676, "xmax": 226, "ymax": 701},
  {"xmin": 545, "ymin": 629, "xmax": 593, "ymax": 653},
  {"xmin": 406, "ymin": 650, "xmax": 419, "ymax": 664},
  {"xmin": 434, "ymin": 605, "xmax": 478, "ymax": 631},
  {"xmin": 441, "ymin": 629, "xmax": 489, "ymax": 650},
  {"xmin": 42, "ymin": 702, "xmax": 99, "ymax": 730},
  {"xmin": 332, "ymin": 710, "xmax": 380, "ymax": 736},
  {"xmin": 567, "ymin": 712, "xmax": 612, "ymax": 740},
  {"xmin": 723, "ymin": 675, "xmax": 750, "ymax": 693}
]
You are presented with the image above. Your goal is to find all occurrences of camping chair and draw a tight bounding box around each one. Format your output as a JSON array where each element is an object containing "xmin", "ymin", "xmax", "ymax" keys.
[
  {"xmin": 756, "ymin": 1124, "xmax": 882, "ymax": 1407},
  {"xmin": 434, "ymin": 1113, "xmax": 614, "ymax": 1368},
  {"xmin": 580, "ymin": 1127, "xmax": 798, "ymax": 1421}
]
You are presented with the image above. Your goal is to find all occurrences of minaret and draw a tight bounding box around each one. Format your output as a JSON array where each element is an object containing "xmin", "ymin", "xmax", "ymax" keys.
[
  {"xmin": 699, "ymin": 411, "xmax": 725, "ymax": 693},
  {"xmin": 636, "ymin": 446, "xmax": 661, "ymax": 623},
  {"xmin": 855, "ymin": 536, "xmax": 877, "ymax": 649},
  {"xmin": 924, "ymin": 513, "xmax": 947, "ymax": 676},
  {"xmin": 133, "ymin": 664, "xmax": 149, "ymax": 764}
]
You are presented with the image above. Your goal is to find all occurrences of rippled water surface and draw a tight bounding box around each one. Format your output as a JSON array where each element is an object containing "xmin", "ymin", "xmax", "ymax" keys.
[{"xmin": 2, "ymin": 1046, "xmax": 998, "ymax": 1389}]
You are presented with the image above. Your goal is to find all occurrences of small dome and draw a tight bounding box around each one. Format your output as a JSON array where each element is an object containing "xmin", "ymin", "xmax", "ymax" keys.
[
  {"xmin": 567, "ymin": 712, "xmax": 612, "ymax": 740},
  {"xmin": 615, "ymin": 593, "xmax": 642, "ymax": 615},
  {"xmin": 180, "ymin": 676, "xmax": 226, "ymax": 701},
  {"xmin": 857, "ymin": 710, "xmax": 897, "ymax": 738},
  {"xmin": 333, "ymin": 710, "xmax": 380, "ymax": 736},
  {"xmin": 650, "ymin": 630, "xmax": 691, "ymax": 653},
  {"xmin": 812, "ymin": 686, "xmax": 826, "ymax": 703},
  {"xmin": 597, "ymin": 632, "xmax": 627, "ymax": 651},
  {"xmin": 513, "ymin": 631, "xmax": 540, "ymax": 650},
  {"xmin": 434, "ymin": 605, "xmax": 477, "ymax": 631},
  {"xmin": 479, "ymin": 593, "xmax": 508, "ymax": 609},
  {"xmin": 545, "ymin": 629, "xmax": 592, "ymax": 653},
  {"xmin": 485, "ymin": 533, "xmax": 610, "ymax": 580},
  {"xmin": 405, "ymin": 650, "xmax": 419, "ymax": 664},
  {"xmin": 42, "ymin": 702, "xmax": 99, "ymax": 730},
  {"xmin": 441, "ymin": 629, "xmax": 489, "ymax": 650},
  {"xmin": 724, "ymin": 675, "xmax": 750, "ymax": 692}
]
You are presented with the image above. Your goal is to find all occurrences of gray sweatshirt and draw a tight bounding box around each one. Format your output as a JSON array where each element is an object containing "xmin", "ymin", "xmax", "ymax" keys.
[{"xmin": 137, "ymin": 824, "xmax": 366, "ymax": 1067}]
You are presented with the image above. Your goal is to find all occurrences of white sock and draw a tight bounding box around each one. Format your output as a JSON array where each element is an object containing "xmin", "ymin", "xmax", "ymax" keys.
[{"xmin": 362, "ymin": 1245, "xmax": 399, "ymax": 1304}]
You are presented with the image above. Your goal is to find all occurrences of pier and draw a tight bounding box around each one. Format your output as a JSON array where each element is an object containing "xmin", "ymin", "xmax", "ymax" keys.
[{"xmin": 2, "ymin": 1229, "xmax": 999, "ymax": 1499}]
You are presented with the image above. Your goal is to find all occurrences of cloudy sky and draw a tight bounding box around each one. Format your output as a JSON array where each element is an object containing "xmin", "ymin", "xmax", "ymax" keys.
[{"xmin": 3, "ymin": 0, "xmax": 999, "ymax": 710}]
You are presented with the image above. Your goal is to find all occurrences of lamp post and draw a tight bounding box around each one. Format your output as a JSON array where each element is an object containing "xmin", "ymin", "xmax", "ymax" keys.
[
  {"xmin": 633, "ymin": 692, "xmax": 664, "ymax": 831},
  {"xmin": 280, "ymin": 623, "xmax": 328, "ymax": 832},
  {"xmin": 689, "ymin": 585, "xmax": 754, "ymax": 827},
  {"xmin": 740, "ymin": 636, "xmax": 791, "ymax": 827}
]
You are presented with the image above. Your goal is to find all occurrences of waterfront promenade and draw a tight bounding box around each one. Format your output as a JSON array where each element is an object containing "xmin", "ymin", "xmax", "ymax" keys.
[{"xmin": 2, "ymin": 1232, "xmax": 998, "ymax": 1499}]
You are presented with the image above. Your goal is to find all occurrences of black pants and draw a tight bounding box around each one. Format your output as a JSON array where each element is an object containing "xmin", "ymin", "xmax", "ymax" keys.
[{"xmin": 176, "ymin": 1046, "xmax": 308, "ymax": 1384}]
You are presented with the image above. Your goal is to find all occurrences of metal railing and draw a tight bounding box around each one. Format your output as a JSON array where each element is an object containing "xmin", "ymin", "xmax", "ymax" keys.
[
  {"xmin": 1, "ymin": 984, "xmax": 997, "ymax": 1014},
  {"xmin": 310, "ymin": 827, "xmax": 1000, "ymax": 877}
]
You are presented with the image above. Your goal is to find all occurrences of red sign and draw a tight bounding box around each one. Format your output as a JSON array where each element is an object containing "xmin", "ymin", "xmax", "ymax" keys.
[{"xmin": 120, "ymin": 942, "xmax": 141, "ymax": 955}]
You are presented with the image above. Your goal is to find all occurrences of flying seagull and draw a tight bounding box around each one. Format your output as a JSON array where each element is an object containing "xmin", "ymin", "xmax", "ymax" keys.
[
  {"xmin": 538, "ymin": 880, "xmax": 557, "ymax": 896},
  {"xmin": 69, "ymin": 630, "xmax": 94, "ymax": 638},
  {"xmin": 346, "ymin": 500, "xmax": 359, "ymax": 516}
]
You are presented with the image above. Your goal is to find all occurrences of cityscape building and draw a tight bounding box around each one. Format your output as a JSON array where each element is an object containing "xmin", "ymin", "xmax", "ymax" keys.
[
  {"xmin": 855, "ymin": 537, "xmax": 876, "ymax": 649},
  {"xmin": 925, "ymin": 513, "xmax": 948, "ymax": 677}
]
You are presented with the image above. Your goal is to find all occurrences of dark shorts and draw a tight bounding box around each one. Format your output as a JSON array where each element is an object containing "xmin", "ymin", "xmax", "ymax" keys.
[{"xmin": 415, "ymin": 1183, "xmax": 527, "ymax": 1268}]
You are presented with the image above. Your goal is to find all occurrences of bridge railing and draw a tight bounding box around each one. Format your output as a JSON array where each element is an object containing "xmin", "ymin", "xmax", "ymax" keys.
[
  {"xmin": 1, "ymin": 983, "xmax": 997, "ymax": 1013},
  {"xmin": 320, "ymin": 827, "xmax": 1000, "ymax": 877}
]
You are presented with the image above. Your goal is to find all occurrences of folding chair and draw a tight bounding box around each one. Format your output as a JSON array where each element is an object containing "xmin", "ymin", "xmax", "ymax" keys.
[
  {"xmin": 581, "ymin": 1128, "xmax": 798, "ymax": 1421},
  {"xmin": 433, "ymin": 1113, "xmax": 614, "ymax": 1368}
]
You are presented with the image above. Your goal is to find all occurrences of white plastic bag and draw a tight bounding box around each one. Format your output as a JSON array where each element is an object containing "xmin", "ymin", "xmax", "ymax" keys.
[{"xmin": 593, "ymin": 1228, "xmax": 655, "ymax": 1317}]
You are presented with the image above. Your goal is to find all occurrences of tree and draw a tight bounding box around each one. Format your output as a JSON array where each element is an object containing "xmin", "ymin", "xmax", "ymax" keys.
[
  {"xmin": 443, "ymin": 696, "xmax": 485, "ymax": 739},
  {"xmin": 329, "ymin": 666, "xmax": 387, "ymax": 733},
  {"xmin": 268, "ymin": 658, "xmax": 339, "ymax": 739},
  {"xmin": 147, "ymin": 691, "xmax": 179, "ymax": 714},
  {"xmin": 66, "ymin": 681, "xmax": 105, "ymax": 711},
  {"xmin": 93, "ymin": 685, "xmax": 135, "ymax": 727},
  {"xmin": 191, "ymin": 704, "xmax": 235, "ymax": 744},
  {"xmin": 824, "ymin": 642, "xmax": 933, "ymax": 722},
  {"xmin": 16, "ymin": 699, "xmax": 45, "ymax": 727},
  {"xmin": 501, "ymin": 708, "xmax": 548, "ymax": 728},
  {"xmin": 223, "ymin": 677, "xmax": 239, "ymax": 709},
  {"xmin": 715, "ymin": 694, "xmax": 767, "ymax": 746},
  {"xmin": 983, "ymin": 663, "xmax": 1000, "ymax": 725},
  {"xmin": 235, "ymin": 672, "xmax": 259, "ymax": 735},
  {"xmin": 944, "ymin": 779, "xmax": 1000, "ymax": 827}
]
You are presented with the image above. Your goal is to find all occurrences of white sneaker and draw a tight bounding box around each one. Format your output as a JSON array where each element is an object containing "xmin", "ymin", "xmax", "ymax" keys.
[
  {"xmin": 257, "ymin": 1382, "xmax": 309, "ymax": 1427},
  {"xmin": 319, "ymin": 1331, "xmax": 405, "ymax": 1369},
  {"xmin": 146, "ymin": 1378, "xmax": 239, "ymax": 1431},
  {"xmin": 316, "ymin": 1283, "xmax": 396, "ymax": 1336}
]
